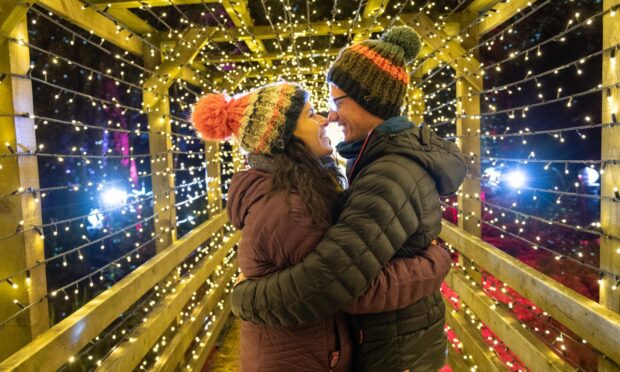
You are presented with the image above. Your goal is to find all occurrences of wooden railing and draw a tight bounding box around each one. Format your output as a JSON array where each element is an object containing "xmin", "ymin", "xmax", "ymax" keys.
[
  {"xmin": 1, "ymin": 0, "xmax": 619, "ymax": 371},
  {"xmin": 0, "ymin": 213, "xmax": 239, "ymax": 371},
  {"xmin": 439, "ymin": 221, "xmax": 620, "ymax": 371},
  {"xmin": 3, "ymin": 216, "xmax": 620, "ymax": 371}
]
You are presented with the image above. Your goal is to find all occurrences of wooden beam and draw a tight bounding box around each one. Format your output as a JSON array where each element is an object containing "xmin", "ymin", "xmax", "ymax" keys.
[
  {"xmin": 183, "ymin": 297, "xmax": 232, "ymax": 371},
  {"xmin": 144, "ymin": 28, "xmax": 213, "ymax": 93},
  {"xmin": 144, "ymin": 42, "xmax": 177, "ymax": 252},
  {"xmin": 447, "ymin": 346, "xmax": 473, "ymax": 371},
  {"xmin": 163, "ymin": 16, "xmax": 395, "ymax": 45},
  {"xmin": 410, "ymin": 46, "xmax": 442, "ymax": 78},
  {"xmin": 403, "ymin": 13, "xmax": 483, "ymax": 92},
  {"xmin": 217, "ymin": 70, "xmax": 249, "ymax": 93},
  {"xmin": 600, "ymin": 1, "xmax": 620, "ymax": 370},
  {"xmin": 407, "ymin": 82, "xmax": 425, "ymax": 125},
  {"xmin": 206, "ymin": 142, "xmax": 222, "ymax": 214},
  {"xmin": 465, "ymin": 0, "xmax": 499, "ymax": 13},
  {"xmin": 418, "ymin": 45, "xmax": 434, "ymax": 58},
  {"xmin": 201, "ymin": 49, "xmax": 341, "ymax": 64},
  {"xmin": 0, "ymin": 5, "xmax": 49, "ymax": 362},
  {"xmin": 97, "ymin": 233, "xmax": 240, "ymax": 370},
  {"xmin": 151, "ymin": 263, "xmax": 237, "ymax": 371},
  {"xmin": 413, "ymin": 56, "xmax": 442, "ymax": 79},
  {"xmin": 600, "ymin": 0, "xmax": 620, "ymax": 313},
  {"xmin": 456, "ymin": 68, "xmax": 482, "ymax": 238},
  {"xmin": 479, "ymin": 0, "xmax": 533, "ymax": 35},
  {"xmin": 455, "ymin": 24, "xmax": 482, "ymax": 285},
  {"xmin": 89, "ymin": 0, "xmax": 220, "ymax": 9},
  {"xmin": 221, "ymin": 0, "xmax": 271, "ymax": 68},
  {"xmin": 352, "ymin": 0, "xmax": 389, "ymax": 43},
  {"xmin": 443, "ymin": 300, "xmax": 504, "ymax": 372},
  {"xmin": 439, "ymin": 220, "xmax": 620, "ymax": 366},
  {"xmin": 178, "ymin": 66, "xmax": 206, "ymax": 88},
  {"xmin": 106, "ymin": 8, "xmax": 156, "ymax": 36},
  {"xmin": 0, "ymin": 0, "xmax": 30, "ymax": 35},
  {"xmin": 447, "ymin": 270, "xmax": 576, "ymax": 372},
  {"xmin": 0, "ymin": 213, "xmax": 228, "ymax": 371},
  {"xmin": 37, "ymin": 0, "xmax": 143, "ymax": 56},
  {"xmin": 246, "ymin": 65, "xmax": 325, "ymax": 79},
  {"xmin": 441, "ymin": 22, "xmax": 461, "ymax": 37}
]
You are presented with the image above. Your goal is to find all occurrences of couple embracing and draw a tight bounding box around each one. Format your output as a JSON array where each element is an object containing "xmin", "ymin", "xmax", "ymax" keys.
[{"xmin": 192, "ymin": 26, "xmax": 467, "ymax": 372}]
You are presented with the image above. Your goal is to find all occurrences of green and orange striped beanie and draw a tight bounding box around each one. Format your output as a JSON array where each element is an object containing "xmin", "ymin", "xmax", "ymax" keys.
[
  {"xmin": 327, "ymin": 26, "xmax": 422, "ymax": 119},
  {"xmin": 191, "ymin": 82, "xmax": 307, "ymax": 154}
]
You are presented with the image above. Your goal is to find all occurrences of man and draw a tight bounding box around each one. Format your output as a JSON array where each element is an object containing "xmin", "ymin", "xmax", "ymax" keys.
[{"xmin": 231, "ymin": 26, "xmax": 467, "ymax": 371}]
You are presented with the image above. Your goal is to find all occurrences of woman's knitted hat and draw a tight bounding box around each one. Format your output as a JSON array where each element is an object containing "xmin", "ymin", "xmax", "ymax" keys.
[
  {"xmin": 192, "ymin": 82, "xmax": 307, "ymax": 154},
  {"xmin": 327, "ymin": 26, "xmax": 422, "ymax": 119}
]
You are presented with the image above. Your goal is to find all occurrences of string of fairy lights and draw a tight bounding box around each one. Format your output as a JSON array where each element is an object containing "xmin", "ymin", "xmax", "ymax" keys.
[
  {"xmin": 420, "ymin": 11, "xmax": 612, "ymax": 127},
  {"xmin": 66, "ymin": 233, "xmax": 238, "ymax": 370},
  {"xmin": 54, "ymin": 227, "xmax": 236, "ymax": 370},
  {"xmin": 441, "ymin": 194, "xmax": 619, "ymax": 270},
  {"xmin": 416, "ymin": 0, "xmax": 503, "ymax": 58},
  {"xmin": 139, "ymin": 245, "xmax": 238, "ymax": 370},
  {"xmin": 0, "ymin": 177, "xmax": 208, "ymax": 292},
  {"xmin": 416, "ymin": 3, "xmax": 613, "ymax": 124},
  {"xmin": 425, "ymin": 43, "xmax": 620, "ymax": 116},
  {"xmin": 445, "ymin": 208, "xmax": 619, "ymax": 366},
  {"xmin": 0, "ymin": 2, "xmax": 243, "ymax": 369},
  {"xmin": 410, "ymin": 0, "xmax": 504, "ymax": 77},
  {"xmin": 425, "ymin": 3, "xmax": 611, "ymax": 96},
  {"xmin": 441, "ymin": 257, "xmax": 595, "ymax": 369},
  {"xmin": 0, "ymin": 0, "xmax": 617, "ymax": 370},
  {"xmin": 409, "ymin": 0, "xmax": 617, "ymax": 369},
  {"xmin": 413, "ymin": 0, "xmax": 554, "ymax": 90}
]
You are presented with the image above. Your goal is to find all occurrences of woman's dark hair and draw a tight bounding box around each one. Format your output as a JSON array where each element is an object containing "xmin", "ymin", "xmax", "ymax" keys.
[{"xmin": 268, "ymin": 137, "xmax": 345, "ymax": 228}]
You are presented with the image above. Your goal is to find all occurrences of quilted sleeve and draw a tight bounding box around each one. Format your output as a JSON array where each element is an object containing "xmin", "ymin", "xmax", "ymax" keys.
[
  {"xmin": 231, "ymin": 155, "xmax": 429, "ymax": 326},
  {"xmin": 343, "ymin": 244, "xmax": 452, "ymax": 314}
]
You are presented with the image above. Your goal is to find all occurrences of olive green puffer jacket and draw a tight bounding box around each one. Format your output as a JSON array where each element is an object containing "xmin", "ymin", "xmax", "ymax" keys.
[{"xmin": 232, "ymin": 118, "xmax": 467, "ymax": 371}]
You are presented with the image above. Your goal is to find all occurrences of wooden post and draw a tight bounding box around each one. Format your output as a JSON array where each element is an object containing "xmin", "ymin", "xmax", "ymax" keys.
[
  {"xmin": 0, "ymin": 8, "xmax": 49, "ymax": 360},
  {"xmin": 206, "ymin": 142, "xmax": 222, "ymax": 215},
  {"xmin": 600, "ymin": 0, "xmax": 620, "ymax": 370},
  {"xmin": 455, "ymin": 25, "xmax": 482, "ymax": 283},
  {"xmin": 408, "ymin": 76, "xmax": 425, "ymax": 125},
  {"xmin": 440, "ymin": 221, "xmax": 620, "ymax": 367},
  {"xmin": 443, "ymin": 301, "xmax": 503, "ymax": 372},
  {"xmin": 144, "ymin": 42, "xmax": 177, "ymax": 252},
  {"xmin": 230, "ymin": 142, "xmax": 244, "ymax": 173}
]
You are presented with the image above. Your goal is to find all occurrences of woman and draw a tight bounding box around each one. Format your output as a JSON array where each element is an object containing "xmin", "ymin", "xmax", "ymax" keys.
[{"xmin": 192, "ymin": 82, "xmax": 451, "ymax": 371}]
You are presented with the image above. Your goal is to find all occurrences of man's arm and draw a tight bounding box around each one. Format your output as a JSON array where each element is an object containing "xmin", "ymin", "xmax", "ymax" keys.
[
  {"xmin": 343, "ymin": 243, "xmax": 451, "ymax": 314},
  {"xmin": 231, "ymin": 156, "xmax": 427, "ymax": 326}
]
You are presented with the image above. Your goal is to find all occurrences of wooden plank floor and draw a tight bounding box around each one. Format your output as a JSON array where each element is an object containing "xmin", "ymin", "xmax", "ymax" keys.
[
  {"xmin": 203, "ymin": 317, "xmax": 456, "ymax": 372},
  {"xmin": 203, "ymin": 317, "xmax": 241, "ymax": 372}
]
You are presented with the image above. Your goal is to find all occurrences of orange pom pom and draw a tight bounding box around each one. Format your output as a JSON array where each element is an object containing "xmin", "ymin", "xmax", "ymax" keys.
[{"xmin": 192, "ymin": 93, "xmax": 246, "ymax": 140}]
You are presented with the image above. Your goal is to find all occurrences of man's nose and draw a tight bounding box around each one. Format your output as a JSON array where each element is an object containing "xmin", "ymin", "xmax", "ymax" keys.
[
  {"xmin": 327, "ymin": 110, "xmax": 338, "ymax": 122},
  {"xmin": 317, "ymin": 114, "xmax": 329, "ymax": 127}
]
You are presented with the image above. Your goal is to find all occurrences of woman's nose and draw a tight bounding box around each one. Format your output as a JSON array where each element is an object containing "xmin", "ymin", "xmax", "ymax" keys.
[{"xmin": 327, "ymin": 110, "xmax": 338, "ymax": 122}]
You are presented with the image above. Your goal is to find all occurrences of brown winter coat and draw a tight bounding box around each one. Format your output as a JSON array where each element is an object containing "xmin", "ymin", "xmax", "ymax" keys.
[{"xmin": 228, "ymin": 167, "xmax": 452, "ymax": 372}]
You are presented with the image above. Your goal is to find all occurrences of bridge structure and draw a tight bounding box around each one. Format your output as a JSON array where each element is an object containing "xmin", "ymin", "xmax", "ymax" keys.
[{"xmin": 0, "ymin": 0, "xmax": 619, "ymax": 370}]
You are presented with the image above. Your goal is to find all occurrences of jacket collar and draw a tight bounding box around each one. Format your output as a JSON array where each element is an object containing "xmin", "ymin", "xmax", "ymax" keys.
[{"xmin": 336, "ymin": 116, "xmax": 412, "ymax": 160}]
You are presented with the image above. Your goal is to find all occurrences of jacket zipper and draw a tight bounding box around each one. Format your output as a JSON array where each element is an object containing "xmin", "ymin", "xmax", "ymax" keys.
[{"xmin": 347, "ymin": 129, "xmax": 375, "ymax": 181}]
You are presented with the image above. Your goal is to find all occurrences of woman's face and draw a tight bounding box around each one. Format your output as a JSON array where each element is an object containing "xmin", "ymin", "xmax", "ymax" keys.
[{"xmin": 293, "ymin": 101, "xmax": 333, "ymax": 157}]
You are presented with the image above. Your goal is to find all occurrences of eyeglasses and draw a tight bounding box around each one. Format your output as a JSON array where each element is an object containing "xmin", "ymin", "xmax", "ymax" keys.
[{"xmin": 328, "ymin": 94, "xmax": 348, "ymax": 112}]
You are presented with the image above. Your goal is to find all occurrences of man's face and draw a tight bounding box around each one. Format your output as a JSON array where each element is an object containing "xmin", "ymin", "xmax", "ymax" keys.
[{"xmin": 327, "ymin": 84, "xmax": 381, "ymax": 143}]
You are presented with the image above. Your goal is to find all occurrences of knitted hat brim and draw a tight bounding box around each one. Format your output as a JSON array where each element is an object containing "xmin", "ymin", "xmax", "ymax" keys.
[
  {"xmin": 277, "ymin": 88, "xmax": 309, "ymax": 152},
  {"xmin": 328, "ymin": 68, "xmax": 405, "ymax": 119}
]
